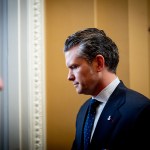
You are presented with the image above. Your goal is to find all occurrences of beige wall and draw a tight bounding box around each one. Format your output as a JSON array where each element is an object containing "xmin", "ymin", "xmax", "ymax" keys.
[
  {"xmin": 129, "ymin": 0, "xmax": 150, "ymax": 97},
  {"xmin": 149, "ymin": 0, "xmax": 150, "ymax": 92},
  {"xmin": 45, "ymin": 0, "xmax": 150, "ymax": 149},
  {"xmin": 45, "ymin": 1, "xmax": 94, "ymax": 149},
  {"xmin": 96, "ymin": 0, "xmax": 130, "ymax": 86}
]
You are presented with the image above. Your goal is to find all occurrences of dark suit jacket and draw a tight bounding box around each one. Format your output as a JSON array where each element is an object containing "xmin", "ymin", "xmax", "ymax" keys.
[{"xmin": 71, "ymin": 81, "xmax": 150, "ymax": 150}]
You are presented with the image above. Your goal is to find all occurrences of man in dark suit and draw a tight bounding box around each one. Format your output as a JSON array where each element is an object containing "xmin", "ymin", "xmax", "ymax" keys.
[{"xmin": 63, "ymin": 28, "xmax": 150, "ymax": 150}]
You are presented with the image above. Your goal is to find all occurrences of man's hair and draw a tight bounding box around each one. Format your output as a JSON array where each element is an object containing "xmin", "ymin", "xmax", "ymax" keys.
[{"xmin": 64, "ymin": 28, "xmax": 119, "ymax": 73}]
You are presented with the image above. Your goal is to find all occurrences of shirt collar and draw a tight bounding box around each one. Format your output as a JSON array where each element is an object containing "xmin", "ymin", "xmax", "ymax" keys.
[{"xmin": 92, "ymin": 77, "xmax": 120, "ymax": 103}]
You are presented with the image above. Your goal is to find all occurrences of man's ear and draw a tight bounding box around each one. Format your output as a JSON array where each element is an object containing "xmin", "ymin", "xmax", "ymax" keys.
[{"xmin": 95, "ymin": 55, "xmax": 105, "ymax": 71}]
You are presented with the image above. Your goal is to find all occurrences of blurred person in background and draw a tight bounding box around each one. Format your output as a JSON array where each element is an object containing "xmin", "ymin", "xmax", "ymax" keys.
[{"xmin": 0, "ymin": 77, "xmax": 3, "ymax": 91}]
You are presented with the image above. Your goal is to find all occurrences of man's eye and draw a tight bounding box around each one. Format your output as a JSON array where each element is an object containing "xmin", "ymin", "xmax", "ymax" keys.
[{"xmin": 71, "ymin": 65, "xmax": 78, "ymax": 69}]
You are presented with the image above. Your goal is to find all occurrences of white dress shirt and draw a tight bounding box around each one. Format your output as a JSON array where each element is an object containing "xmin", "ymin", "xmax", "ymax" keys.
[{"xmin": 90, "ymin": 77, "xmax": 120, "ymax": 140}]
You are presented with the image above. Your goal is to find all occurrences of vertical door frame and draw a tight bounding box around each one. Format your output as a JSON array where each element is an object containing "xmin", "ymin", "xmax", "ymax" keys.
[{"xmin": 0, "ymin": 0, "xmax": 46, "ymax": 149}]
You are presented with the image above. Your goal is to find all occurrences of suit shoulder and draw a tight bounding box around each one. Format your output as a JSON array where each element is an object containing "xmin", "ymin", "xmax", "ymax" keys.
[
  {"xmin": 126, "ymin": 88, "xmax": 150, "ymax": 103},
  {"xmin": 118, "ymin": 81, "xmax": 150, "ymax": 104}
]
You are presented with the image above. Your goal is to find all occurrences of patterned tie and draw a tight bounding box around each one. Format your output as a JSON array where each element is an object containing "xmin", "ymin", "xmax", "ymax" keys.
[{"xmin": 83, "ymin": 99, "xmax": 100, "ymax": 150}]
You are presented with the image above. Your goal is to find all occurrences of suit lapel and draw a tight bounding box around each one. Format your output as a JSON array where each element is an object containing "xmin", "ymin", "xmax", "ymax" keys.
[{"xmin": 91, "ymin": 82, "xmax": 126, "ymax": 147}]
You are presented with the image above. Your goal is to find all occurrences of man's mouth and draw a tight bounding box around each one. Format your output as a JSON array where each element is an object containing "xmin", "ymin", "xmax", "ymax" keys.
[{"xmin": 73, "ymin": 82, "xmax": 79, "ymax": 87}]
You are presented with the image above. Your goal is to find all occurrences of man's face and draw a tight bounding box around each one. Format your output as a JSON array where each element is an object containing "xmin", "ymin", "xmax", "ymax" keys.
[
  {"xmin": 65, "ymin": 46, "xmax": 100, "ymax": 96},
  {"xmin": 0, "ymin": 78, "xmax": 3, "ymax": 91}
]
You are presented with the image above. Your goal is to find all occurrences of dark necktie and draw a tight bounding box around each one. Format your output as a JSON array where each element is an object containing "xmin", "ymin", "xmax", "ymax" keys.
[{"xmin": 83, "ymin": 99, "xmax": 100, "ymax": 150}]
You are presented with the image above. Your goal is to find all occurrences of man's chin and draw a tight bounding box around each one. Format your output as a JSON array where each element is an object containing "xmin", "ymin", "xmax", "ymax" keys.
[
  {"xmin": 76, "ymin": 89, "xmax": 87, "ymax": 95},
  {"xmin": 76, "ymin": 89, "xmax": 91, "ymax": 95},
  {"xmin": 76, "ymin": 89, "xmax": 83, "ymax": 94}
]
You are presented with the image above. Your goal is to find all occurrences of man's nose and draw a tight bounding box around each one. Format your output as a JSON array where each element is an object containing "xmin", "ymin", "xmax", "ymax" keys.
[{"xmin": 67, "ymin": 70, "xmax": 75, "ymax": 81}]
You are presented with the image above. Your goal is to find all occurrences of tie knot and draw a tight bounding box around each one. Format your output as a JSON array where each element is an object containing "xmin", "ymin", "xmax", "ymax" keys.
[{"xmin": 90, "ymin": 99, "xmax": 100, "ymax": 108}]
